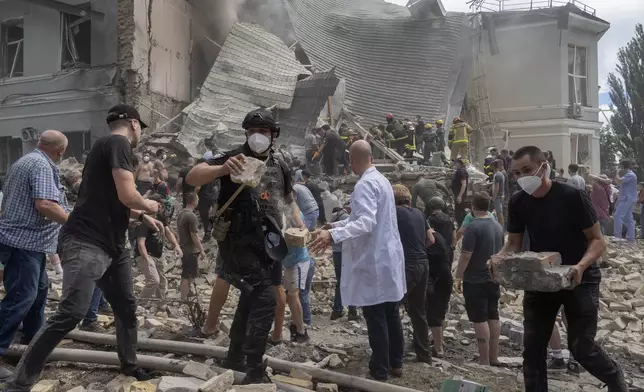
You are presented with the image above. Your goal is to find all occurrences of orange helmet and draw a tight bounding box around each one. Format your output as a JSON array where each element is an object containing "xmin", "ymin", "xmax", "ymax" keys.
[{"xmin": 386, "ymin": 113, "xmax": 394, "ymax": 120}]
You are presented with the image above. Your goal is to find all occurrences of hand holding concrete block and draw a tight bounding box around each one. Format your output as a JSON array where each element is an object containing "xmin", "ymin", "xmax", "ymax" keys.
[
  {"xmin": 490, "ymin": 252, "xmax": 572, "ymax": 292},
  {"xmin": 230, "ymin": 156, "xmax": 267, "ymax": 187}
]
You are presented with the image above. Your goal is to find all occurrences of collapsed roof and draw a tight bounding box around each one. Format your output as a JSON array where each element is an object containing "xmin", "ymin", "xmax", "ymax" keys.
[
  {"xmin": 178, "ymin": 22, "xmax": 310, "ymax": 156},
  {"xmin": 282, "ymin": 0, "xmax": 472, "ymax": 126}
]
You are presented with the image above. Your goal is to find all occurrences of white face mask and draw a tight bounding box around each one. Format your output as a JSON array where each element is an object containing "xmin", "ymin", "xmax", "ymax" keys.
[
  {"xmin": 248, "ymin": 133, "xmax": 271, "ymax": 154},
  {"xmin": 517, "ymin": 163, "xmax": 550, "ymax": 195},
  {"xmin": 143, "ymin": 156, "xmax": 150, "ymax": 163}
]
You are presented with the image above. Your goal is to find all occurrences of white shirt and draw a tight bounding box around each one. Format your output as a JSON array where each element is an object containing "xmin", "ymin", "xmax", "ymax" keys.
[
  {"xmin": 568, "ymin": 174, "xmax": 586, "ymax": 190},
  {"xmin": 329, "ymin": 167, "xmax": 406, "ymax": 307}
]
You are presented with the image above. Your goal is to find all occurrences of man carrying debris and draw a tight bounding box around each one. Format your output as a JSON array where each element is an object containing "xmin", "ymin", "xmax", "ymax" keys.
[
  {"xmin": 5, "ymin": 105, "xmax": 163, "ymax": 391},
  {"xmin": 500, "ymin": 146, "xmax": 626, "ymax": 392},
  {"xmin": 0, "ymin": 131, "xmax": 69, "ymax": 382},
  {"xmin": 454, "ymin": 192, "xmax": 504, "ymax": 366},
  {"xmin": 310, "ymin": 140, "xmax": 405, "ymax": 381},
  {"xmin": 186, "ymin": 108, "xmax": 305, "ymax": 384},
  {"xmin": 411, "ymin": 174, "xmax": 450, "ymax": 217},
  {"xmin": 393, "ymin": 184, "xmax": 434, "ymax": 364},
  {"xmin": 176, "ymin": 193, "xmax": 206, "ymax": 301}
]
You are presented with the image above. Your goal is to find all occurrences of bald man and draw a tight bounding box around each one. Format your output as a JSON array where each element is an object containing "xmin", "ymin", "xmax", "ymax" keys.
[
  {"xmin": 0, "ymin": 130, "xmax": 69, "ymax": 381},
  {"xmin": 310, "ymin": 140, "xmax": 407, "ymax": 381}
]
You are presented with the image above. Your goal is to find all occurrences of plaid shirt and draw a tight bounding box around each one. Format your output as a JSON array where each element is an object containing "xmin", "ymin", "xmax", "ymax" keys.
[{"xmin": 0, "ymin": 149, "xmax": 64, "ymax": 253}]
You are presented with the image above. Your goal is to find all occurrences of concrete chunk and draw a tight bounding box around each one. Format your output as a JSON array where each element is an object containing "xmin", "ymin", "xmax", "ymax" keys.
[
  {"xmin": 289, "ymin": 368, "xmax": 313, "ymax": 382},
  {"xmin": 316, "ymin": 384, "xmax": 338, "ymax": 392},
  {"xmin": 107, "ymin": 376, "xmax": 137, "ymax": 392},
  {"xmin": 128, "ymin": 382, "xmax": 157, "ymax": 392},
  {"xmin": 490, "ymin": 252, "xmax": 572, "ymax": 292},
  {"xmin": 198, "ymin": 370, "xmax": 234, "ymax": 392},
  {"xmin": 271, "ymin": 375, "xmax": 313, "ymax": 390},
  {"xmin": 32, "ymin": 380, "xmax": 60, "ymax": 392},
  {"xmin": 144, "ymin": 318, "xmax": 164, "ymax": 329},
  {"xmin": 230, "ymin": 156, "xmax": 267, "ymax": 187},
  {"xmin": 233, "ymin": 385, "xmax": 276, "ymax": 392},
  {"xmin": 608, "ymin": 317, "xmax": 628, "ymax": 331},
  {"xmin": 183, "ymin": 361, "xmax": 216, "ymax": 381},
  {"xmin": 610, "ymin": 302, "xmax": 632, "ymax": 312},
  {"xmin": 158, "ymin": 377, "xmax": 203, "ymax": 392},
  {"xmin": 284, "ymin": 228, "xmax": 310, "ymax": 248},
  {"xmin": 66, "ymin": 387, "xmax": 86, "ymax": 392}
]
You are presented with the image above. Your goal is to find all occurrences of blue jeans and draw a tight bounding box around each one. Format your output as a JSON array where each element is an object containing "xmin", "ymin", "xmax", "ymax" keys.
[
  {"xmin": 0, "ymin": 242, "xmax": 48, "ymax": 353},
  {"xmin": 299, "ymin": 258, "xmax": 315, "ymax": 325},
  {"xmin": 614, "ymin": 201, "xmax": 635, "ymax": 240},
  {"xmin": 302, "ymin": 210, "xmax": 319, "ymax": 232},
  {"xmin": 83, "ymin": 287, "xmax": 107, "ymax": 325}
]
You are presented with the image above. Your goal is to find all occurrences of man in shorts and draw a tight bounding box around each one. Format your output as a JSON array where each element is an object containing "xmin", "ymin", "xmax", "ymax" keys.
[
  {"xmin": 176, "ymin": 193, "xmax": 206, "ymax": 300},
  {"xmin": 454, "ymin": 192, "xmax": 504, "ymax": 366}
]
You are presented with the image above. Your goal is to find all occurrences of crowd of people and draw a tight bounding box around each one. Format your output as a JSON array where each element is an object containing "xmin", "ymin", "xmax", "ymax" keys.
[{"xmin": 0, "ymin": 102, "xmax": 639, "ymax": 392}]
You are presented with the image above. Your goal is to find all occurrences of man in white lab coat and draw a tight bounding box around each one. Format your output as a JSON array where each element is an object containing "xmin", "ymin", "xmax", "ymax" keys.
[{"xmin": 311, "ymin": 140, "xmax": 406, "ymax": 381}]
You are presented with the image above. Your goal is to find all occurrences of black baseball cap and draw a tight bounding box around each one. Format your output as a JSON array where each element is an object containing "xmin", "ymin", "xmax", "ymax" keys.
[{"xmin": 106, "ymin": 104, "xmax": 148, "ymax": 129}]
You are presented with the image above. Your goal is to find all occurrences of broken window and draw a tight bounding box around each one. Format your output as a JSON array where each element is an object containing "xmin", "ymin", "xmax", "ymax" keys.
[
  {"xmin": 570, "ymin": 133, "xmax": 591, "ymax": 166},
  {"xmin": 568, "ymin": 45, "xmax": 588, "ymax": 106},
  {"xmin": 0, "ymin": 18, "xmax": 24, "ymax": 78},
  {"xmin": 61, "ymin": 13, "xmax": 91, "ymax": 69}
]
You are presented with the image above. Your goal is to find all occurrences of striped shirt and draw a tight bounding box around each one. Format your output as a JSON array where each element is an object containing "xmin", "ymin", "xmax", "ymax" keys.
[{"xmin": 0, "ymin": 149, "xmax": 64, "ymax": 253}]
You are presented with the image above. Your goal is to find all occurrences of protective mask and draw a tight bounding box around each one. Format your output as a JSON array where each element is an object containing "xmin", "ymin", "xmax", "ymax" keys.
[
  {"xmin": 248, "ymin": 133, "xmax": 271, "ymax": 154},
  {"xmin": 143, "ymin": 156, "xmax": 150, "ymax": 163},
  {"xmin": 162, "ymin": 154, "xmax": 167, "ymax": 160},
  {"xmin": 517, "ymin": 163, "xmax": 550, "ymax": 195}
]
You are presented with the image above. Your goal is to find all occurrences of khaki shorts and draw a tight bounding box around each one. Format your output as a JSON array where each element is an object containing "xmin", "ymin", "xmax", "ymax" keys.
[{"xmin": 283, "ymin": 261, "xmax": 310, "ymax": 292}]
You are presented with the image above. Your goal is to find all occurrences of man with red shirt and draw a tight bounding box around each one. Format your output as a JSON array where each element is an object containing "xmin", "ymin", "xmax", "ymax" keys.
[{"xmin": 589, "ymin": 174, "xmax": 612, "ymax": 235}]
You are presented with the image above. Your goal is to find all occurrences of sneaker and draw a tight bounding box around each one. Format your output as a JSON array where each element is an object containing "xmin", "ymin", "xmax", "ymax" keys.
[
  {"xmin": 567, "ymin": 360, "xmax": 580, "ymax": 376},
  {"xmin": 292, "ymin": 330, "xmax": 310, "ymax": 343},
  {"xmin": 547, "ymin": 357, "xmax": 566, "ymax": 371},
  {"xmin": 330, "ymin": 311, "xmax": 345, "ymax": 321},
  {"xmin": 347, "ymin": 310, "xmax": 361, "ymax": 322},
  {"xmin": 122, "ymin": 367, "xmax": 154, "ymax": 381},
  {"xmin": 288, "ymin": 323, "xmax": 297, "ymax": 340},
  {"xmin": 389, "ymin": 367, "xmax": 403, "ymax": 378},
  {"xmin": 79, "ymin": 321, "xmax": 106, "ymax": 333},
  {"xmin": 241, "ymin": 360, "xmax": 271, "ymax": 384}
]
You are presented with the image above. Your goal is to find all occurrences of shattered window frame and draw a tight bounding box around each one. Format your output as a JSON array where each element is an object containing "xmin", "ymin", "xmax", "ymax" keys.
[
  {"xmin": 61, "ymin": 12, "xmax": 92, "ymax": 69},
  {"xmin": 567, "ymin": 44, "xmax": 588, "ymax": 107},
  {"xmin": 0, "ymin": 18, "xmax": 24, "ymax": 78}
]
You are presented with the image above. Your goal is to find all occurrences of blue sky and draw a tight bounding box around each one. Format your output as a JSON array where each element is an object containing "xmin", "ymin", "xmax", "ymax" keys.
[{"xmin": 387, "ymin": 0, "xmax": 643, "ymax": 118}]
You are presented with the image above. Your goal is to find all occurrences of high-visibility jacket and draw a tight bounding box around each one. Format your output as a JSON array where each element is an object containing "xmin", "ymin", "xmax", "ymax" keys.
[{"xmin": 449, "ymin": 122, "xmax": 473, "ymax": 144}]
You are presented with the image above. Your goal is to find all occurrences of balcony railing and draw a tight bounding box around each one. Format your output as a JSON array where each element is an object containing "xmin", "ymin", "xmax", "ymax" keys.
[{"xmin": 467, "ymin": 0, "xmax": 596, "ymax": 16}]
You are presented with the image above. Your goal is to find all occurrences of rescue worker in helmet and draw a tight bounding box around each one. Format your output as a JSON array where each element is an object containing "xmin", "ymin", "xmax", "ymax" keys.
[
  {"xmin": 435, "ymin": 120, "xmax": 446, "ymax": 152},
  {"xmin": 483, "ymin": 147, "xmax": 499, "ymax": 179},
  {"xmin": 186, "ymin": 108, "xmax": 305, "ymax": 384},
  {"xmin": 421, "ymin": 123, "xmax": 437, "ymax": 164},
  {"xmin": 448, "ymin": 117, "xmax": 473, "ymax": 164}
]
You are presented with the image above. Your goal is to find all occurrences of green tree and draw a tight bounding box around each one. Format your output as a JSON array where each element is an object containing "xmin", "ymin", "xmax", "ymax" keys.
[
  {"xmin": 599, "ymin": 125, "xmax": 619, "ymax": 173},
  {"xmin": 607, "ymin": 24, "xmax": 644, "ymax": 172}
]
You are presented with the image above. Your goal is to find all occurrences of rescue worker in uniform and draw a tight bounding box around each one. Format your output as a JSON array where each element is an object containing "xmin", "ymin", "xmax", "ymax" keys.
[
  {"xmin": 448, "ymin": 117, "xmax": 473, "ymax": 164},
  {"xmin": 422, "ymin": 123, "xmax": 437, "ymax": 164},
  {"xmin": 483, "ymin": 147, "xmax": 499, "ymax": 180},
  {"xmin": 435, "ymin": 120, "xmax": 446, "ymax": 152},
  {"xmin": 186, "ymin": 108, "xmax": 305, "ymax": 384}
]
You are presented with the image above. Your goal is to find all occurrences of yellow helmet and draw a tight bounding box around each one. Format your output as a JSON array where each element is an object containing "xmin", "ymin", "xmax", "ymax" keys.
[
  {"xmin": 425, "ymin": 123, "xmax": 433, "ymax": 129},
  {"xmin": 435, "ymin": 120, "xmax": 444, "ymax": 125}
]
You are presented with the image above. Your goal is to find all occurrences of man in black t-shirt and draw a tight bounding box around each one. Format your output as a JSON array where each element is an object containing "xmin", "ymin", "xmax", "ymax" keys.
[
  {"xmin": 7, "ymin": 105, "xmax": 163, "ymax": 391},
  {"xmin": 451, "ymin": 158, "xmax": 468, "ymax": 227},
  {"xmin": 185, "ymin": 109, "xmax": 305, "ymax": 384},
  {"xmin": 500, "ymin": 146, "xmax": 626, "ymax": 392},
  {"xmin": 176, "ymin": 157, "xmax": 196, "ymax": 207}
]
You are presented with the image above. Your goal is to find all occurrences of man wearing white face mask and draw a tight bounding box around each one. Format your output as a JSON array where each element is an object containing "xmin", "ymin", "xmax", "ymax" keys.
[
  {"xmin": 186, "ymin": 108, "xmax": 305, "ymax": 384},
  {"xmin": 497, "ymin": 146, "xmax": 626, "ymax": 392}
]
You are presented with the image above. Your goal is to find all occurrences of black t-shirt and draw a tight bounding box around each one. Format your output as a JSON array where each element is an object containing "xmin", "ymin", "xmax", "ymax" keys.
[
  {"xmin": 426, "ymin": 231, "xmax": 450, "ymax": 277},
  {"xmin": 134, "ymin": 223, "xmax": 165, "ymax": 258},
  {"xmin": 304, "ymin": 182, "xmax": 326, "ymax": 223},
  {"xmin": 62, "ymin": 134, "xmax": 133, "ymax": 257},
  {"xmin": 324, "ymin": 130, "xmax": 342, "ymax": 152},
  {"xmin": 508, "ymin": 181, "xmax": 600, "ymax": 281},
  {"xmin": 396, "ymin": 206, "xmax": 429, "ymax": 263},
  {"xmin": 451, "ymin": 168, "xmax": 468, "ymax": 196},
  {"xmin": 428, "ymin": 211, "xmax": 454, "ymax": 249},
  {"xmin": 179, "ymin": 166, "xmax": 196, "ymax": 195}
]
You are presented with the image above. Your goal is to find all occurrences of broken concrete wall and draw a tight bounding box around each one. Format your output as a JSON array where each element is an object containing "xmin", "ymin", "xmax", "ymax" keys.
[
  {"xmin": 179, "ymin": 22, "xmax": 310, "ymax": 157},
  {"xmin": 118, "ymin": 0, "xmax": 193, "ymax": 131}
]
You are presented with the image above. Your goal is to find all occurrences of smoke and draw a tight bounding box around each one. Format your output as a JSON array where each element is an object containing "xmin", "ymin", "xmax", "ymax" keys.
[{"xmin": 237, "ymin": 0, "xmax": 297, "ymax": 44}]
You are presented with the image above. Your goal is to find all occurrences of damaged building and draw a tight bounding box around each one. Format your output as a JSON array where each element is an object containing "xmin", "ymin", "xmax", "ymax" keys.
[{"xmin": 0, "ymin": 0, "xmax": 608, "ymax": 175}]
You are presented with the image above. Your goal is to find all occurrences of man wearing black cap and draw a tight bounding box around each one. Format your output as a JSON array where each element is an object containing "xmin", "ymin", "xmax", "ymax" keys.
[
  {"xmin": 5, "ymin": 105, "xmax": 163, "ymax": 392},
  {"xmin": 187, "ymin": 108, "xmax": 305, "ymax": 384}
]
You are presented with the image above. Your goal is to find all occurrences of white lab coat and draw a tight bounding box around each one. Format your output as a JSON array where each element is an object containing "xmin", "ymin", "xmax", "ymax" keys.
[{"xmin": 329, "ymin": 167, "xmax": 406, "ymax": 307}]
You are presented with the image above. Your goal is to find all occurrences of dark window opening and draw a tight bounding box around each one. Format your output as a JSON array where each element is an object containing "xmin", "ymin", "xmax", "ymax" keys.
[
  {"xmin": 1, "ymin": 19, "xmax": 24, "ymax": 78},
  {"xmin": 61, "ymin": 13, "xmax": 91, "ymax": 69}
]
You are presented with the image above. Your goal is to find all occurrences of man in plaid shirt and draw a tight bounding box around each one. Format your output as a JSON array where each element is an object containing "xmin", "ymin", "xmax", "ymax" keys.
[{"xmin": 0, "ymin": 131, "xmax": 69, "ymax": 382}]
